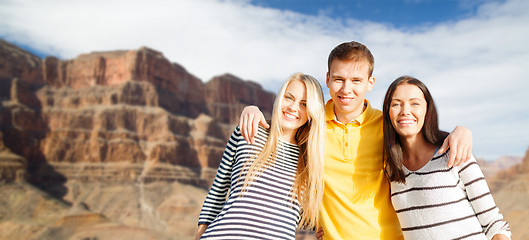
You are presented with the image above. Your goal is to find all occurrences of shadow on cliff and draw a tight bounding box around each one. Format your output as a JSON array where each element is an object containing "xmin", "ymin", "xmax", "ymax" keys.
[{"xmin": 0, "ymin": 77, "xmax": 69, "ymax": 200}]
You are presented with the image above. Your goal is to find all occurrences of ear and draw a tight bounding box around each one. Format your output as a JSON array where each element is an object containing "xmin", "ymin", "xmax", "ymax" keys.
[
  {"xmin": 326, "ymin": 72, "xmax": 330, "ymax": 87},
  {"xmin": 367, "ymin": 76, "xmax": 375, "ymax": 92}
]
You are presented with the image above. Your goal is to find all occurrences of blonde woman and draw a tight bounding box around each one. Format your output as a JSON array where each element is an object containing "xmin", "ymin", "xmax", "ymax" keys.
[{"xmin": 195, "ymin": 73, "xmax": 326, "ymax": 239}]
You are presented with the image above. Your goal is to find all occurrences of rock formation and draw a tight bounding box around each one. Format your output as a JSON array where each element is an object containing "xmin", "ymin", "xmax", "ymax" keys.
[
  {"xmin": 0, "ymin": 39, "xmax": 43, "ymax": 84},
  {"xmin": 477, "ymin": 156, "xmax": 523, "ymax": 178},
  {"xmin": 486, "ymin": 147, "xmax": 529, "ymax": 239},
  {"xmin": 2, "ymin": 38, "xmax": 527, "ymax": 240},
  {"xmin": 0, "ymin": 39, "xmax": 275, "ymax": 239},
  {"xmin": 0, "ymin": 38, "xmax": 274, "ymax": 183}
]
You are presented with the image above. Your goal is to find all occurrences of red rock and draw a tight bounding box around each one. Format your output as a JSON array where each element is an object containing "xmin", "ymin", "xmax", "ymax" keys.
[
  {"xmin": 0, "ymin": 39, "xmax": 43, "ymax": 84},
  {"xmin": 205, "ymin": 73, "xmax": 275, "ymax": 123},
  {"xmin": 1, "ymin": 39, "xmax": 275, "ymax": 184}
]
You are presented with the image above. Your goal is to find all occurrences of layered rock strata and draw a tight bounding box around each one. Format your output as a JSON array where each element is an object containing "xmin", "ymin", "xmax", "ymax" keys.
[
  {"xmin": 0, "ymin": 40, "xmax": 274, "ymax": 188},
  {"xmin": 0, "ymin": 39, "xmax": 276, "ymax": 240}
]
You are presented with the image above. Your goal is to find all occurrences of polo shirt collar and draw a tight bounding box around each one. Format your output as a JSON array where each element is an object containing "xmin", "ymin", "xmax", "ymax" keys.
[{"xmin": 324, "ymin": 99, "xmax": 373, "ymax": 125}]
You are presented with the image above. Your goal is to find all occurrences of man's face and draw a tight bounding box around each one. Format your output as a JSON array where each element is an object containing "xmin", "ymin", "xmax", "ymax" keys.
[{"xmin": 326, "ymin": 59, "xmax": 374, "ymax": 122}]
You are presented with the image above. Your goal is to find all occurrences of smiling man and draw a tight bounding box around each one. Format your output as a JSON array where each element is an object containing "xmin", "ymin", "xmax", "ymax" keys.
[{"xmin": 318, "ymin": 41, "xmax": 403, "ymax": 239}]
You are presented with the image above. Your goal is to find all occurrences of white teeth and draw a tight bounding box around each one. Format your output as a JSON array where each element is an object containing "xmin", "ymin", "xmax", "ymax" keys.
[
  {"xmin": 340, "ymin": 96, "xmax": 353, "ymax": 103},
  {"xmin": 399, "ymin": 120, "xmax": 415, "ymax": 124},
  {"xmin": 284, "ymin": 112, "xmax": 297, "ymax": 120}
]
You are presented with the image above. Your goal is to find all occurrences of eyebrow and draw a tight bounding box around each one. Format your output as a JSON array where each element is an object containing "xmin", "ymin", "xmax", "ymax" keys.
[
  {"xmin": 331, "ymin": 74, "xmax": 362, "ymax": 80},
  {"xmin": 391, "ymin": 97, "xmax": 423, "ymax": 101},
  {"xmin": 285, "ymin": 92, "xmax": 307, "ymax": 101}
]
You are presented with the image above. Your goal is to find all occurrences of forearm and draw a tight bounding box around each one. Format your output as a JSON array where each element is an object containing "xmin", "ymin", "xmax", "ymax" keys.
[
  {"xmin": 459, "ymin": 157, "xmax": 510, "ymax": 239},
  {"xmin": 491, "ymin": 233, "xmax": 510, "ymax": 240},
  {"xmin": 198, "ymin": 128, "xmax": 239, "ymax": 223},
  {"xmin": 195, "ymin": 224, "xmax": 208, "ymax": 240}
]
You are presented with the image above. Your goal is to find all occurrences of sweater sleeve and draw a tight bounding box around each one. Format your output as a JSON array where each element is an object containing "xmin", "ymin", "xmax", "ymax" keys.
[
  {"xmin": 457, "ymin": 155, "xmax": 511, "ymax": 240},
  {"xmin": 197, "ymin": 126, "xmax": 240, "ymax": 226}
]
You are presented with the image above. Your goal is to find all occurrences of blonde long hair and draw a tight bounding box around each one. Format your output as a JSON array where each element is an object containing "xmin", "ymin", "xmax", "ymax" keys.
[{"xmin": 242, "ymin": 73, "xmax": 325, "ymax": 229}]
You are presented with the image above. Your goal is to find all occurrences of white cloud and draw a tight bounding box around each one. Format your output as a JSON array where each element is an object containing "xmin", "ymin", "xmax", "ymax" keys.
[{"xmin": 1, "ymin": 0, "xmax": 528, "ymax": 160}]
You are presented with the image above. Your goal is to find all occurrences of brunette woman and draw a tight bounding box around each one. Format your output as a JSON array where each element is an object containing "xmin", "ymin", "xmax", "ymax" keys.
[{"xmin": 383, "ymin": 76, "xmax": 511, "ymax": 240}]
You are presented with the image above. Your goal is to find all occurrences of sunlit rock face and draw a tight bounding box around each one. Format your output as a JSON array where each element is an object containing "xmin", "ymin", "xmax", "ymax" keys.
[{"xmin": 0, "ymin": 39, "xmax": 274, "ymax": 239}]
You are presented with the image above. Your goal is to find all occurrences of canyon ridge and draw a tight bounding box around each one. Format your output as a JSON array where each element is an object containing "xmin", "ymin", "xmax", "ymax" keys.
[{"xmin": 0, "ymin": 39, "xmax": 527, "ymax": 239}]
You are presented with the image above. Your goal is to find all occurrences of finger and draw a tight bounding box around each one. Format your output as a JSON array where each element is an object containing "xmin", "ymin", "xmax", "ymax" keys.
[
  {"xmin": 465, "ymin": 147, "xmax": 472, "ymax": 163},
  {"xmin": 465, "ymin": 145, "xmax": 472, "ymax": 163},
  {"xmin": 260, "ymin": 116, "xmax": 270, "ymax": 129},
  {"xmin": 242, "ymin": 115, "xmax": 251, "ymax": 144},
  {"xmin": 438, "ymin": 137, "xmax": 449, "ymax": 154},
  {"xmin": 458, "ymin": 146, "xmax": 471, "ymax": 166},
  {"xmin": 315, "ymin": 227, "xmax": 324, "ymax": 239},
  {"xmin": 247, "ymin": 114, "xmax": 255, "ymax": 145},
  {"xmin": 252, "ymin": 115, "xmax": 261, "ymax": 144},
  {"xmin": 447, "ymin": 145, "xmax": 457, "ymax": 168},
  {"xmin": 455, "ymin": 145, "xmax": 465, "ymax": 166}
]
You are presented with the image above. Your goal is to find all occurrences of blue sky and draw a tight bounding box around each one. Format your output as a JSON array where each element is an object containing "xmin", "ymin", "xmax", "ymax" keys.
[
  {"xmin": 252, "ymin": 0, "xmax": 475, "ymax": 27},
  {"xmin": 0, "ymin": 0, "xmax": 528, "ymax": 160}
]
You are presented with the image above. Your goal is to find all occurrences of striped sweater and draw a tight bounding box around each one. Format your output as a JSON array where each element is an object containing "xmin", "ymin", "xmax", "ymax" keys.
[
  {"xmin": 198, "ymin": 126, "xmax": 301, "ymax": 239},
  {"xmin": 390, "ymin": 151, "xmax": 511, "ymax": 240}
]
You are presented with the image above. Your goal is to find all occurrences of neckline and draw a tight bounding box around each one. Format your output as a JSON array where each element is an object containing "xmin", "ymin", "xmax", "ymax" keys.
[
  {"xmin": 278, "ymin": 136, "xmax": 299, "ymax": 148},
  {"xmin": 403, "ymin": 146, "xmax": 441, "ymax": 173},
  {"xmin": 258, "ymin": 126, "xmax": 298, "ymax": 148}
]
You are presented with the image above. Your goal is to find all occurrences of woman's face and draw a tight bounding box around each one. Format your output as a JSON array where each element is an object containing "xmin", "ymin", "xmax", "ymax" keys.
[
  {"xmin": 280, "ymin": 80, "xmax": 308, "ymax": 135},
  {"xmin": 389, "ymin": 84, "xmax": 427, "ymax": 140}
]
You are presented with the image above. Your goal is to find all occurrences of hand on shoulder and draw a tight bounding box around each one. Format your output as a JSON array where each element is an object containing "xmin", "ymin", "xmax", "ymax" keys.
[
  {"xmin": 239, "ymin": 106, "xmax": 269, "ymax": 144},
  {"xmin": 438, "ymin": 126, "xmax": 472, "ymax": 167}
]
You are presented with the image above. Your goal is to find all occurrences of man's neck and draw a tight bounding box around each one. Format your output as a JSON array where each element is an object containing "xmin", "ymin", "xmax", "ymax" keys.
[{"xmin": 335, "ymin": 100, "xmax": 367, "ymax": 123}]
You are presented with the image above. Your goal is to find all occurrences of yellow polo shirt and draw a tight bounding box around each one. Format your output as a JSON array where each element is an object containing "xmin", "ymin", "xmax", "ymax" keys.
[{"xmin": 320, "ymin": 99, "xmax": 403, "ymax": 240}]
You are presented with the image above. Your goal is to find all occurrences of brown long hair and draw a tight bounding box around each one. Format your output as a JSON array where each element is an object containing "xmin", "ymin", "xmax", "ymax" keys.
[{"xmin": 382, "ymin": 76, "xmax": 448, "ymax": 183}]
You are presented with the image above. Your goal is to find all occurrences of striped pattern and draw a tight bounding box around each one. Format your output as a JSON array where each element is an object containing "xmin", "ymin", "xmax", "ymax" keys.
[
  {"xmin": 390, "ymin": 151, "xmax": 511, "ymax": 240},
  {"xmin": 198, "ymin": 126, "xmax": 301, "ymax": 239}
]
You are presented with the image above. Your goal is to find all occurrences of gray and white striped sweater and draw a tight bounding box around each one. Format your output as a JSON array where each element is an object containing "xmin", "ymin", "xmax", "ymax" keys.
[{"xmin": 390, "ymin": 151, "xmax": 511, "ymax": 240}]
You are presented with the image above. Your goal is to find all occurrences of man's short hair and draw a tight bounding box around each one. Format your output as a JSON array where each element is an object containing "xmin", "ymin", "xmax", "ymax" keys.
[{"xmin": 327, "ymin": 41, "xmax": 375, "ymax": 77}]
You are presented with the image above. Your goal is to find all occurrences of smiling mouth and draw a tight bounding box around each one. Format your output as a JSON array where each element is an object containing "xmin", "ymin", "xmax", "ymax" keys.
[
  {"xmin": 339, "ymin": 96, "xmax": 354, "ymax": 103},
  {"xmin": 397, "ymin": 119, "xmax": 416, "ymax": 126},
  {"xmin": 283, "ymin": 112, "xmax": 298, "ymax": 120}
]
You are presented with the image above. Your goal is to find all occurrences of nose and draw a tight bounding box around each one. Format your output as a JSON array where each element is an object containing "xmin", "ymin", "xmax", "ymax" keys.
[
  {"xmin": 285, "ymin": 100, "xmax": 298, "ymax": 112},
  {"xmin": 400, "ymin": 103, "xmax": 411, "ymax": 115},
  {"xmin": 341, "ymin": 80, "xmax": 353, "ymax": 93}
]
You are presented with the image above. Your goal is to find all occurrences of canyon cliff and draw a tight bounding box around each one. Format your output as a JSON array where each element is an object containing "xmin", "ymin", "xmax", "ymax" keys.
[
  {"xmin": 486, "ymin": 147, "xmax": 529, "ymax": 239},
  {"xmin": 1, "ymin": 38, "xmax": 527, "ymax": 239},
  {"xmin": 0, "ymin": 39, "xmax": 276, "ymax": 239}
]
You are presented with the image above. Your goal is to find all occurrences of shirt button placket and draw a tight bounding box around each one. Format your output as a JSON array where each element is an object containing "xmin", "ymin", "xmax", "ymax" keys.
[{"xmin": 344, "ymin": 127, "xmax": 349, "ymax": 150}]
